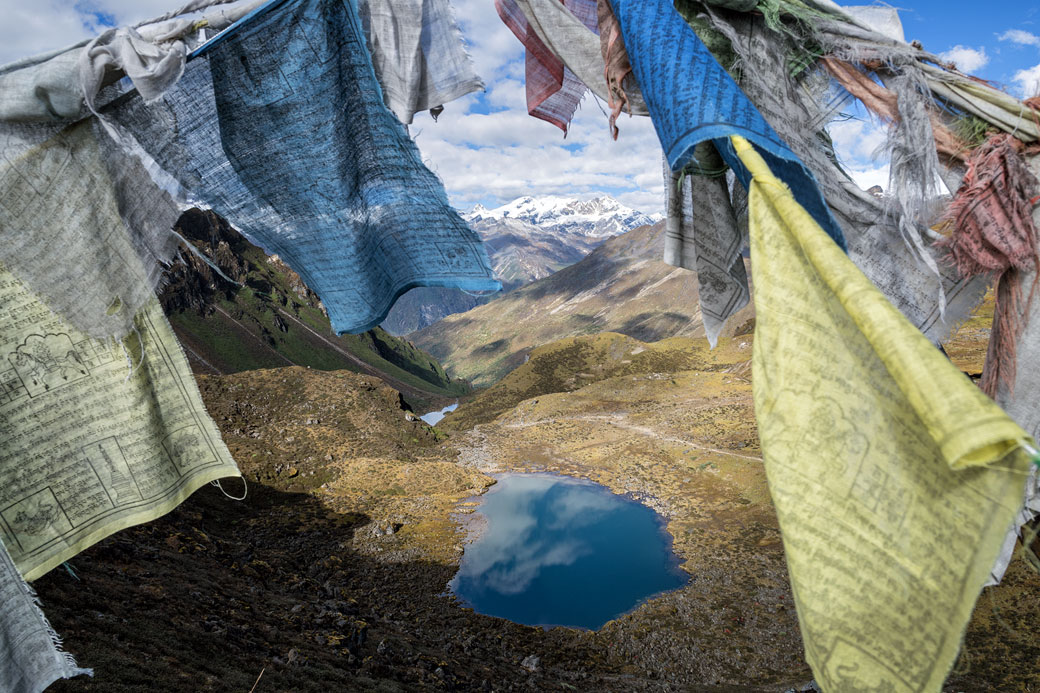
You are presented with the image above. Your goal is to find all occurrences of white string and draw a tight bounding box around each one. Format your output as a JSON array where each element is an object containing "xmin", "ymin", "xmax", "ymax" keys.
[{"xmin": 211, "ymin": 476, "xmax": 248, "ymax": 501}]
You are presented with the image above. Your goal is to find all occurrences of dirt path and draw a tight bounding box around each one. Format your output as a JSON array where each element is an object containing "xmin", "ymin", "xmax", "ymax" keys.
[{"xmin": 503, "ymin": 412, "xmax": 763, "ymax": 462}]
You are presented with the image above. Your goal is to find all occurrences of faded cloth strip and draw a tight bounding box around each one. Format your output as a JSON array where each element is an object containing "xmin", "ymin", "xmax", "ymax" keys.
[
  {"xmin": 663, "ymin": 147, "xmax": 748, "ymax": 346},
  {"xmin": 609, "ymin": 0, "xmax": 847, "ymax": 250},
  {"xmin": 984, "ymin": 154, "xmax": 1040, "ymax": 586},
  {"xmin": 0, "ymin": 540, "xmax": 91, "ymax": 693},
  {"xmin": 0, "ymin": 260, "xmax": 241, "ymax": 582},
  {"xmin": 505, "ymin": 0, "xmax": 647, "ymax": 137},
  {"xmin": 705, "ymin": 11, "xmax": 988, "ymax": 343},
  {"xmin": 357, "ymin": 0, "xmax": 484, "ymax": 124},
  {"xmin": 937, "ymin": 135, "xmax": 1040, "ymax": 397},
  {"xmin": 107, "ymin": 0, "xmax": 499, "ymax": 334},
  {"xmin": 989, "ymin": 288, "xmax": 1040, "ymax": 587},
  {"xmin": 495, "ymin": 0, "xmax": 597, "ymax": 132},
  {"xmin": 597, "ymin": 0, "xmax": 643, "ymax": 139},
  {"xmin": 0, "ymin": 0, "xmax": 264, "ymax": 122},
  {"xmin": 734, "ymin": 134, "xmax": 1031, "ymax": 693},
  {"xmin": 0, "ymin": 119, "xmax": 183, "ymax": 339},
  {"xmin": 921, "ymin": 64, "xmax": 1040, "ymax": 144},
  {"xmin": 820, "ymin": 57, "xmax": 967, "ymax": 164}
]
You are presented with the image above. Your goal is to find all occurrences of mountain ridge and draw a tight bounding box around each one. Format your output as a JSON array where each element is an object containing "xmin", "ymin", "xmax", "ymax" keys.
[
  {"xmin": 380, "ymin": 194, "xmax": 662, "ymax": 335},
  {"xmin": 466, "ymin": 195, "xmax": 661, "ymax": 238},
  {"xmin": 410, "ymin": 220, "xmax": 756, "ymax": 388}
]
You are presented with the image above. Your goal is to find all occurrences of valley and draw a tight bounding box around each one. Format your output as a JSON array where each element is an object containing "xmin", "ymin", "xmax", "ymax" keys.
[
  {"xmin": 32, "ymin": 209, "xmax": 1040, "ymax": 692},
  {"xmin": 412, "ymin": 222, "xmax": 755, "ymax": 388},
  {"xmin": 36, "ymin": 299, "xmax": 1040, "ymax": 691}
]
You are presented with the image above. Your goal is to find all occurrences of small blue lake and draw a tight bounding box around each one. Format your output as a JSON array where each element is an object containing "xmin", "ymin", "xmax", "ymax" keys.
[
  {"xmin": 449, "ymin": 474, "xmax": 688, "ymax": 630},
  {"xmin": 420, "ymin": 402, "xmax": 458, "ymax": 425}
]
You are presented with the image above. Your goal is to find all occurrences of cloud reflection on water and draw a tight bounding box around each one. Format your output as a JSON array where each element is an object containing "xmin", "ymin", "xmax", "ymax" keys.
[{"xmin": 452, "ymin": 476, "xmax": 616, "ymax": 595}]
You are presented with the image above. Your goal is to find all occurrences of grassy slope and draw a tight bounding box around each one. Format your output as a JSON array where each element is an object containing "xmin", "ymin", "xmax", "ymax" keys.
[
  {"xmin": 411, "ymin": 221, "xmax": 755, "ymax": 389},
  {"xmin": 441, "ymin": 331, "xmax": 753, "ymax": 431},
  {"xmin": 162, "ymin": 210, "xmax": 468, "ymax": 406}
]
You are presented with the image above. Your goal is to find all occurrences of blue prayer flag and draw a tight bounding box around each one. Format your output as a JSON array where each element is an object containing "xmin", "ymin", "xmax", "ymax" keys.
[
  {"xmin": 110, "ymin": 0, "xmax": 500, "ymax": 334},
  {"xmin": 609, "ymin": 0, "xmax": 846, "ymax": 251}
]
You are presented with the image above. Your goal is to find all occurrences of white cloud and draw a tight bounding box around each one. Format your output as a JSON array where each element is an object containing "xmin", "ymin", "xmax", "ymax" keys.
[
  {"xmin": 400, "ymin": 0, "xmax": 667, "ymax": 215},
  {"xmin": 847, "ymin": 164, "xmax": 890, "ymax": 193},
  {"xmin": 0, "ymin": 0, "xmax": 247, "ymax": 65},
  {"xmin": 938, "ymin": 45, "xmax": 989, "ymax": 73},
  {"xmin": 827, "ymin": 116, "xmax": 888, "ymax": 163},
  {"xmin": 0, "ymin": 2, "xmax": 95, "ymax": 65},
  {"xmin": 998, "ymin": 29, "xmax": 1040, "ymax": 48},
  {"xmin": 825, "ymin": 111, "xmax": 901, "ymax": 195},
  {"xmin": 1011, "ymin": 63, "xmax": 1040, "ymax": 98}
]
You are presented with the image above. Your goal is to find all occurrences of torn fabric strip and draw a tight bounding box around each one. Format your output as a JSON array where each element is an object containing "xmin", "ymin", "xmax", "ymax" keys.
[
  {"xmin": 609, "ymin": 0, "xmax": 846, "ymax": 250},
  {"xmin": 357, "ymin": 0, "xmax": 484, "ymax": 124},
  {"xmin": 0, "ymin": 260, "xmax": 241, "ymax": 582},
  {"xmin": 106, "ymin": 0, "xmax": 499, "ymax": 334},
  {"xmin": 704, "ymin": 11, "xmax": 988, "ymax": 342},
  {"xmin": 0, "ymin": 539, "xmax": 90, "ymax": 693},
  {"xmin": 986, "ymin": 152, "xmax": 1040, "ymax": 586},
  {"xmin": 596, "ymin": 0, "xmax": 645, "ymax": 138},
  {"xmin": 506, "ymin": 0, "xmax": 647, "ymax": 125},
  {"xmin": 937, "ymin": 135, "xmax": 1040, "ymax": 398},
  {"xmin": 663, "ymin": 146, "xmax": 748, "ymax": 346},
  {"xmin": 735, "ymin": 134, "xmax": 1030, "ymax": 693},
  {"xmin": 495, "ymin": 0, "xmax": 598, "ymax": 132}
]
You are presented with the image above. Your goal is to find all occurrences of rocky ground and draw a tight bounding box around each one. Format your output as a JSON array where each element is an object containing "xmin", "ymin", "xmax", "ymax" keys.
[{"xmin": 34, "ymin": 300, "xmax": 1040, "ymax": 692}]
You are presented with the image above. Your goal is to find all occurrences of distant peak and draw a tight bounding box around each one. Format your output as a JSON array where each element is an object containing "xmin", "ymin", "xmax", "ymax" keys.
[{"xmin": 463, "ymin": 194, "xmax": 659, "ymax": 237}]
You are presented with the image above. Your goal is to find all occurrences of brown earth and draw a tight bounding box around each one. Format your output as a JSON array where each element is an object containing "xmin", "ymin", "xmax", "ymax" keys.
[{"xmin": 33, "ymin": 295, "xmax": 1040, "ymax": 692}]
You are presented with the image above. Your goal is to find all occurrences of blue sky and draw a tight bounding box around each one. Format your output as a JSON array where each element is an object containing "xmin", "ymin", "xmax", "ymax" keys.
[
  {"xmin": 416, "ymin": 0, "xmax": 1040, "ymax": 211},
  {"xmin": 897, "ymin": 0, "xmax": 1040, "ymax": 93},
  {"xmin": 2, "ymin": 0, "xmax": 1038, "ymax": 213}
]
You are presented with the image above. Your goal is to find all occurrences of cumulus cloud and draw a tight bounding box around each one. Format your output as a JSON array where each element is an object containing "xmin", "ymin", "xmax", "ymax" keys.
[
  {"xmin": 824, "ymin": 114, "xmax": 902, "ymax": 195},
  {"xmin": 847, "ymin": 164, "xmax": 891, "ymax": 193},
  {"xmin": 938, "ymin": 45, "xmax": 989, "ymax": 73},
  {"xmin": 0, "ymin": 0, "xmax": 194, "ymax": 65},
  {"xmin": 0, "ymin": 2, "xmax": 94, "ymax": 65},
  {"xmin": 998, "ymin": 29, "xmax": 1040, "ymax": 48},
  {"xmin": 1011, "ymin": 63, "xmax": 1040, "ymax": 98},
  {"xmin": 827, "ymin": 116, "xmax": 888, "ymax": 164}
]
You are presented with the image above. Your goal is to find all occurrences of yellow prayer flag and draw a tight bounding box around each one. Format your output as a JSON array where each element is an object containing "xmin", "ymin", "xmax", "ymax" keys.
[
  {"xmin": 0, "ymin": 264, "xmax": 241, "ymax": 582},
  {"xmin": 731, "ymin": 134, "xmax": 1032, "ymax": 692}
]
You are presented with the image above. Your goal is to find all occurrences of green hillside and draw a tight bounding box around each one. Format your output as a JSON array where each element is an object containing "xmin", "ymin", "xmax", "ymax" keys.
[{"xmin": 160, "ymin": 209, "xmax": 469, "ymax": 408}]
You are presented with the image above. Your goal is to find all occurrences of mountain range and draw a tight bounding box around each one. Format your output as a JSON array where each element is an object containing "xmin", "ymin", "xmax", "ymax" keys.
[
  {"xmin": 467, "ymin": 195, "xmax": 660, "ymax": 237},
  {"xmin": 379, "ymin": 196, "xmax": 661, "ymax": 335},
  {"xmin": 410, "ymin": 220, "xmax": 756, "ymax": 388}
]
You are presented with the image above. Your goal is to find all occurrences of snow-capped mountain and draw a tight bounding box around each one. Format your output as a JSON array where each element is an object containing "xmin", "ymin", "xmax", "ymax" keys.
[
  {"xmin": 466, "ymin": 195, "xmax": 661, "ymax": 238},
  {"xmin": 381, "ymin": 195, "xmax": 660, "ymax": 335}
]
